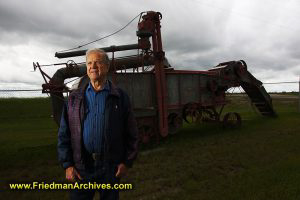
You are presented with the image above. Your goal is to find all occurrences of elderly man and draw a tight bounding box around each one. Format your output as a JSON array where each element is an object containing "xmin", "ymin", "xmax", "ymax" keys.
[{"xmin": 58, "ymin": 48, "xmax": 138, "ymax": 200}]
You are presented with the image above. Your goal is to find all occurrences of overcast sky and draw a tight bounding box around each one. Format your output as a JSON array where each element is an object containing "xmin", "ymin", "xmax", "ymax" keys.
[{"xmin": 0, "ymin": 0, "xmax": 299, "ymax": 92}]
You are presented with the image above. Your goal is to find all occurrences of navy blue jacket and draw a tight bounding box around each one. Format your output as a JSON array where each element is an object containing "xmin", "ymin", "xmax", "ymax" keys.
[{"xmin": 57, "ymin": 80, "xmax": 138, "ymax": 170}]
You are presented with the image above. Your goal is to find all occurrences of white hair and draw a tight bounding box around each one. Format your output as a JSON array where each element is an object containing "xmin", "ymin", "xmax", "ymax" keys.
[{"xmin": 85, "ymin": 48, "xmax": 110, "ymax": 64}]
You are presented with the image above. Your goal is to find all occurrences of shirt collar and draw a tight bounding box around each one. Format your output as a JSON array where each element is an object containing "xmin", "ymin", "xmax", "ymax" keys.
[{"xmin": 87, "ymin": 80, "xmax": 110, "ymax": 92}]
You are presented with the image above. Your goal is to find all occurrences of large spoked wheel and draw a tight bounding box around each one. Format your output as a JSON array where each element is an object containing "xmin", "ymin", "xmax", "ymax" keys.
[
  {"xmin": 222, "ymin": 112, "xmax": 241, "ymax": 128},
  {"xmin": 168, "ymin": 113, "xmax": 183, "ymax": 135},
  {"xmin": 201, "ymin": 109, "xmax": 218, "ymax": 122}
]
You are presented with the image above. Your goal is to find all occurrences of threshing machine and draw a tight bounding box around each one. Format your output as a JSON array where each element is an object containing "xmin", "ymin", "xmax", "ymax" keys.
[{"xmin": 33, "ymin": 11, "xmax": 276, "ymax": 143}]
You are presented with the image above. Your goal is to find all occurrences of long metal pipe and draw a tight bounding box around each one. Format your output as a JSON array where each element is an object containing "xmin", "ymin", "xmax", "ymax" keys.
[
  {"xmin": 55, "ymin": 43, "xmax": 140, "ymax": 58},
  {"xmin": 50, "ymin": 65, "xmax": 87, "ymax": 125}
]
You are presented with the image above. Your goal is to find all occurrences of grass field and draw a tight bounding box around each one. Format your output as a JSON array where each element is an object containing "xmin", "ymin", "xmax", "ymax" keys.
[{"xmin": 0, "ymin": 95, "xmax": 300, "ymax": 199}]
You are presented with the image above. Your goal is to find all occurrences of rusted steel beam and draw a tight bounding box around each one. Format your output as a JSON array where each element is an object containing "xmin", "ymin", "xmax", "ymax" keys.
[
  {"xmin": 166, "ymin": 70, "xmax": 218, "ymax": 75},
  {"xmin": 147, "ymin": 11, "xmax": 169, "ymax": 137}
]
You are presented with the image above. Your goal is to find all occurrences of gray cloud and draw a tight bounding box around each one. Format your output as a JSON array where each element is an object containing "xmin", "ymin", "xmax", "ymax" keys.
[{"xmin": 0, "ymin": 0, "xmax": 299, "ymax": 92}]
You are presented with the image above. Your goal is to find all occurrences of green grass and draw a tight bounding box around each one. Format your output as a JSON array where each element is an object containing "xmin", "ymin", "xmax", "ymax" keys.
[{"xmin": 1, "ymin": 96, "xmax": 300, "ymax": 199}]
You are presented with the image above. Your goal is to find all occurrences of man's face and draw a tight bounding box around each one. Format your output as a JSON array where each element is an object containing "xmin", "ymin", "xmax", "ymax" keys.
[{"xmin": 86, "ymin": 52, "xmax": 109, "ymax": 82}]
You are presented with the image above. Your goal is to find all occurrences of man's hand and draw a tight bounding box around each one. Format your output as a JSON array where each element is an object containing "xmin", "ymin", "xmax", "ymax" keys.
[
  {"xmin": 66, "ymin": 166, "xmax": 82, "ymax": 182},
  {"xmin": 115, "ymin": 163, "xmax": 128, "ymax": 178}
]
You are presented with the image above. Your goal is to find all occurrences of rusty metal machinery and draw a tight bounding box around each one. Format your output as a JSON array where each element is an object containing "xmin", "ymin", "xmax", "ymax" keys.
[{"xmin": 34, "ymin": 11, "xmax": 276, "ymax": 144}]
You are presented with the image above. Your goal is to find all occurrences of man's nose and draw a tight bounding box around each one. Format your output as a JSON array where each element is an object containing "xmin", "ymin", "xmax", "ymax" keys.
[{"xmin": 92, "ymin": 61, "xmax": 97, "ymax": 68}]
